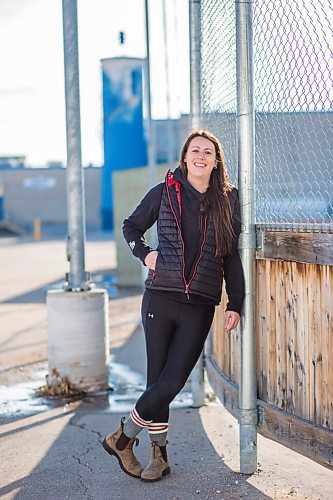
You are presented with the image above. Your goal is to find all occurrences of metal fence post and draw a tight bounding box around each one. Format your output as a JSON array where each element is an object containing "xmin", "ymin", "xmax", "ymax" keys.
[
  {"xmin": 143, "ymin": 0, "xmax": 158, "ymax": 256},
  {"xmin": 189, "ymin": 0, "xmax": 201, "ymax": 131},
  {"xmin": 62, "ymin": 0, "xmax": 88, "ymax": 291},
  {"xmin": 144, "ymin": 0, "xmax": 156, "ymax": 190},
  {"xmin": 189, "ymin": 0, "xmax": 205, "ymax": 408},
  {"xmin": 236, "ymin": 0, "xmax": 258, "ymax": 474},
  {"xmin": 162, "ymin": 0, "xmax": 174, "ymax": 165}
]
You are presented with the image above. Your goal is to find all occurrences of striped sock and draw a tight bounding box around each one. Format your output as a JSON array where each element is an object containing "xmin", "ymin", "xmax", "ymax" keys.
[
  {"xmin": 148, "ymin": 422, "xmax": 169, "ymax": 447},
  {"xmin": 123, "ymin": 407, "xmax": 152, "ymax": 439}
]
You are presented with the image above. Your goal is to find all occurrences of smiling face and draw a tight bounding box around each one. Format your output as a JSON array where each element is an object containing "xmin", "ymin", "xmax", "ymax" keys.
[{"xmin": 184, "ymin": 136, "xmax": 217, "ymax": 186}]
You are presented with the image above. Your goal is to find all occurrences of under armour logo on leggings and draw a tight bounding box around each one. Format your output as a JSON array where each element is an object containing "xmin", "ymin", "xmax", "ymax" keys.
[{"xmin": 148, "ymin": 313, "xmax": 154, "ymax": 318}]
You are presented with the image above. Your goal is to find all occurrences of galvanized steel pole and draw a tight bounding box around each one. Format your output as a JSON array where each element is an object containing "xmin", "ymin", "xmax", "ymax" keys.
[
  {"xmin": 144, "ymin": 0, "xmax": 156, "ymax": 189},
  {"xmin": 62, "ymin": 0, "xmax": 87, "ymax": 290},
  {"xmin": 189, "ymin": 0, "xmax": 205, "ymax": 408},
  {"xmin": 189, "ymin": 0, "xmax": 201, "ymax": 131},
  {"xmin": 162, "ymin": 0, "xmax": 174, "ymax": 165},
  {"xmin": 236, "ymin": 0, "xmax": 258, "ymax": 473}
]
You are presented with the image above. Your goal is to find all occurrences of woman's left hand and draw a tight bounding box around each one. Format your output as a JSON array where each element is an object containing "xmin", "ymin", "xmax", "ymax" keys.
[{"xmin": 224, "ymin": 311, "xmax": 240, "ymax": 332}]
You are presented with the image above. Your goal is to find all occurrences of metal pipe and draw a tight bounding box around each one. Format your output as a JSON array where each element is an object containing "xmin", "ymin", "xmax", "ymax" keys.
[
  {"xmin": 62, "ymin": 0, "xmax": 87, "ymax": 291},
  {"xmin": 236, "ymin": 0, "xmax": 258, "ymax": 474},
  {"xmin": 144, "ymin": 0, "xmax": 156, "ymax": 189},
  {"xmin": 189, "ymin": 0, "xmax": 201, "ymax": 131},
  {"xmin": 162, "ymin": 0, "xmax": 174, "ymax": 165},
  {"xmin": 189, "ymin": 0, "xmax": 205, "ymax": 408}
]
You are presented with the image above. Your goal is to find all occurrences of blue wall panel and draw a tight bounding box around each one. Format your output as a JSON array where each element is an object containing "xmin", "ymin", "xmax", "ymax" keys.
[{"xmin": 101, "ymin": 58, "xmax": 147, "ymax": 230}]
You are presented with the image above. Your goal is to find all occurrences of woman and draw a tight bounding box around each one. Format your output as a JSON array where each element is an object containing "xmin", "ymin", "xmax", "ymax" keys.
[{"xmin": 102, "ymin": 129, "xmax": 245, "ymax": 482}]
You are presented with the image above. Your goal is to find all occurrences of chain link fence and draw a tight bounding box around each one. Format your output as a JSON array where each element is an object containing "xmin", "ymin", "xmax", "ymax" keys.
[
  {"xmin": 201, "ymin": 0, "xmax": 333, "ymax": 231},
  {"xmin": 201, "ymin": 0, "xmax": 238, "ymax": 186}
]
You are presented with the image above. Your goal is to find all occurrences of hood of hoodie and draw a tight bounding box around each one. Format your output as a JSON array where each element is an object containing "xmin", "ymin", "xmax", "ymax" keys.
[{"xmin": 173, "ymin": 166, "xmax": 205, "ymax": 206}]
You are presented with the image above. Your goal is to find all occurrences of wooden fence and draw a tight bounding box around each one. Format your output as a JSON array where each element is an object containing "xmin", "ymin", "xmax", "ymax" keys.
[{"xmin": 206, "ymin": 230, "xmax": 333, "ymax": 469}]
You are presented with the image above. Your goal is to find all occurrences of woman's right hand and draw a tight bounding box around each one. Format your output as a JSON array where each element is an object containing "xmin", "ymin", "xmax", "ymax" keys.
[{"xmin": 144, "ymin": 251, "xmax": 158, "ymax": 271}]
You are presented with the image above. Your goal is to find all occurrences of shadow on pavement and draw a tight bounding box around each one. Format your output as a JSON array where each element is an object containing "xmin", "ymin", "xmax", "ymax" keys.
[
  {"xmin": 1, "ymin": 270, "xmax": 141, "ymax": 305},
  {"xmin": 0, "ymin": 403, "xmax": 272, "ymax": 500}
]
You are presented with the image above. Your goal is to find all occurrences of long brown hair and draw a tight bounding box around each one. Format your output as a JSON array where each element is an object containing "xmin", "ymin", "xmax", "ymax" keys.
[{"xmin": 179, "ymin": 129, "xmax": 235, "ymax": 258}]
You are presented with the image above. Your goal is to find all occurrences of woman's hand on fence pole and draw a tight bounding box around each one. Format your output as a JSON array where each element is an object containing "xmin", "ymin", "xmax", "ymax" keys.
[
  {"xmin": 224, "ymin": 311, "xmax": 240, "ymax": 332},
  {"xmin": 144, "ymin": 251, "xmax": 158, "ymax": 271}
]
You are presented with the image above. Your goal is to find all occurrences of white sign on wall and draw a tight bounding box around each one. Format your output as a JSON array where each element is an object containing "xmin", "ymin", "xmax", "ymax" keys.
[{"xmin": 24, "ymin": 178, "xmax": 57, "ymax": 190}]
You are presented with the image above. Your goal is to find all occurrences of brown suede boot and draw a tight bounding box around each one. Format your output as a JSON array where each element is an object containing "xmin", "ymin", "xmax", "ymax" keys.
[
  {"xmin": 141, "ymin": 441, "xmax": 171, "ymax": 482},
  {"xmin": 102, "ymin": 417, "xmax": 143, "ymax": 478}
]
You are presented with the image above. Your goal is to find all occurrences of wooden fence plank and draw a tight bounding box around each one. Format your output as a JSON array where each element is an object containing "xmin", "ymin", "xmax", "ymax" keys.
[
  {"xmin": 295, "ymin": 262, "xmax": 307, "ymax": 420},
  {"xmin": 257, "ymin": 231, "xmax": 333, "ymax": 265},
  {"xmin": 263, "ymin": 259, "xmax": 272, "ymax": 403},
  {"xmin": 327, "ymin": 266, "xmax": 333, "ymax": 429},
  {"xmin": 307, "ymin": 264, "xmax": 316, "ymax": 423},
  {"xmin": 232, "ymin": 324, "xmax": 240, "ymax": 387},
  {"xmin": 320, "ymin": 266, "xmax": 330, "ymax": 428},
  {"xmin": 269, "ymin": 260, "xmax": 277, "ymax": 405},
  {"xmin": 313, "ymin": 264, "xmax": 323, "ymax": 426},
  {"xmin": 275, "ymin": 260, "xmax": 287, "ymax": 410},
  {"xmin": 285, "ymin": 262, "xmax": 297, "ymax": 414},
  {"xmin": 257, "ymin": 260, "xmax": 265, "ymax": 400}
]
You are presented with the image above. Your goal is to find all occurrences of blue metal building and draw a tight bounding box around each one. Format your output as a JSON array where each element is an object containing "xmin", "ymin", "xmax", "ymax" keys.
[{"xmin": 101, "ymin": 57, "xmax": 147, "ymax": 230}]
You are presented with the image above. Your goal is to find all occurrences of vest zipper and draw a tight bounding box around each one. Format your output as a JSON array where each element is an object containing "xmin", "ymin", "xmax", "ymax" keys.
[
  {"xmin": 166, "ymin": 180, "xmax": 208, "ymax": 298},
  {"xmin": 186, "ymin": 215, "xmax": 208, "ymax": 295}
]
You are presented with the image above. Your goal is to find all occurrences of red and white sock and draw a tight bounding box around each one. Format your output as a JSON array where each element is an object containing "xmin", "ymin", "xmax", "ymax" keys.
[
  {"xmin": 123, "ymin": 407, "xmax": 152, "ymax": 438},
  {"xmin": 148, "ymin": 422, "xmax": 169, "ymax": 446}
]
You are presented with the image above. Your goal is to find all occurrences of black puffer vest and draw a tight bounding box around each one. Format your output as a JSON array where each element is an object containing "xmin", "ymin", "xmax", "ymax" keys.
[{"xmin": 145, "ymin": 170, "xmax": 224, "ymax": 303}]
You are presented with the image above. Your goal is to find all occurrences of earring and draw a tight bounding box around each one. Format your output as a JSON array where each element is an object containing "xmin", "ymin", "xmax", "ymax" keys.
[{"xmin": 213, "ymin": 164, "xmax": 218, "ymax": 169}]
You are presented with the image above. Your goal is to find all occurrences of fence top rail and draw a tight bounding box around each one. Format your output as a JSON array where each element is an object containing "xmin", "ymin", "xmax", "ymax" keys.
[
  {"xmin": 256, "ymin": 223, "xmax": 333, "ymax": 233},
  {"xmin": 256, "ymin": 229, "xmax": 333, "ymax": 265}
]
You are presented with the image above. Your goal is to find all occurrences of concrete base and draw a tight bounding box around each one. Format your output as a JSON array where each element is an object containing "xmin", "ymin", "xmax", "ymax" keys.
[{"xmin": 47, "ymin": 288, "xmax": 110, "ymax": 393}]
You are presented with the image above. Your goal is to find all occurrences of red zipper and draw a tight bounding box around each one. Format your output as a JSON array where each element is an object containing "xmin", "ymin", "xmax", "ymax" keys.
[{"xmin": 166, "ymin": 178, "xmax": 208, "ymax": 299}]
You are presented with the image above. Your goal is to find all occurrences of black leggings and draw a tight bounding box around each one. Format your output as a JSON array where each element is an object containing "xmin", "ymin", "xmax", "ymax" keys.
[{"xmin": 135, "ymin": 290, "xmax": 215, "ymax": 424}]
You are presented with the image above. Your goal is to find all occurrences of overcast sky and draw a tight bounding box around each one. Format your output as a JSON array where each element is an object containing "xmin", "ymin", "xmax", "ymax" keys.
[{"xmin": 0, "ymin": 0, "xmax": 189, "ymax": 166}]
